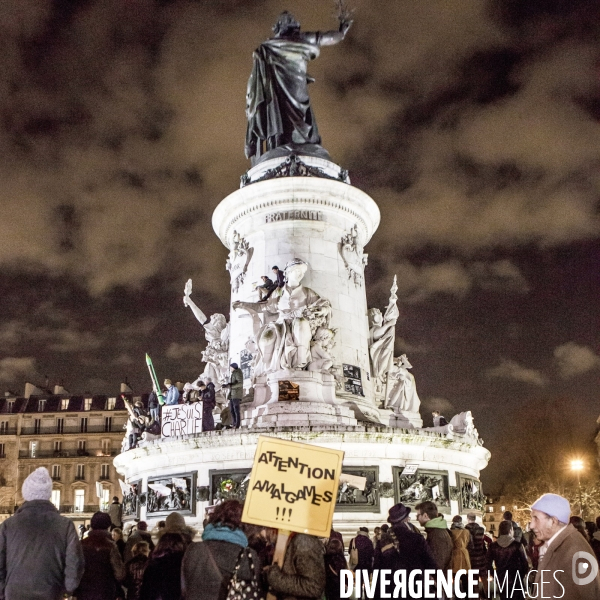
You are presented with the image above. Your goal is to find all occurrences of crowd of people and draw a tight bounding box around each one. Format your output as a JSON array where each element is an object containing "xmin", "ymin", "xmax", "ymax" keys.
[
  {"xmin": 125, "ymin": 362, "xmax": 245, "ymax": 450},
  {"xmin": 1, "ymin": 467, "xmax": 599, "ymax": 599}
]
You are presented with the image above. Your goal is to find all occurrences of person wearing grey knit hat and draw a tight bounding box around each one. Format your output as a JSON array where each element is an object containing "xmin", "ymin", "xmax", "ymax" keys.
[
  {"xmin": 530, "ymin": 492, "xmax": 600, "ymax": 599},
  {"xmin": 0, "ymin": 467, "xmax": 84, "ymax": 599},
  {"xmin": 21, "ymin": 466, "xmax": 53, "ymax": 501}
]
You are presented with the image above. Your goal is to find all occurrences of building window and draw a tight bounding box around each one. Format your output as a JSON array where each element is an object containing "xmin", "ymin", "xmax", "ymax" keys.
[
  {"xmin": 74, "ymin": 489, "xmax": 85, "ymax": 512},
  {"xmin": 76, "ymin": 464, "xmax": 85, "ymax": 480},
  {"xmin": 0, "ymin": 443, "xmax": 5, "ymax": 458},
  {"xmin": 61, "ymin": 398, "xmax": 69, "ymax": 410},
  {"xmin": 33, "ymin": 419, "xmax": 41, "ymax": 434},
  {"xmin": 501, "ymin": 506, "xmax": 506, "ymax": 513},
  {"xmin": 80, "ymin": 418, "xmax": 88, "ymax": 433},
  {"xmin": 100, "ymin": 464, "xmax": 109, "ymax": 479},
  {"xmin": 77, "ymin": 440, "xmax": 86, "ymax": 456},
  {"xmin": 29, "ymin": 441, "xmax": 38, "ymax": 458},
  {"xmin": 6, "ymin": 401, "xmax": 13, "ymax": 414},
  {"xmin": 488, "ymin": 506, "xmax": 494, "ymax": 513},
  {"xmin": 104, "ymin": 417, "xmax": 112, "ymax": 433},
  {"xmin": 56, "ymin": 418, "xmax": 64, "ymax": 434},
  {"xmin": 84, "ymin": 398, "xmax": 92, "ymax": 411},
  {"xmin": 54, "ymin": 440, "xmax": 62, "ymax": 451},
  {"xmin": 51, "ymin": 489, "xmax": 61, "ymax": 510},
  {"xmin": 101, "ymin": 487, "xmax": 110, "ymax": 511},
  {"xmin": 52, "ymin": 465, "xmax": 60, "ymax": 480},
  {"xmin": 101, "ymin": 439, "xmax": 111, "ymax": 455},
  {"xmin": 38, "ymin": 399, "xmax": 46, "ymax": 412},
  {"xmin": 107, "ymin": 397, "xmax": 116, "ymax": 410},
  {"xmin": 0, "ymin": 421, "xmax": 9, "ymax": 434}
]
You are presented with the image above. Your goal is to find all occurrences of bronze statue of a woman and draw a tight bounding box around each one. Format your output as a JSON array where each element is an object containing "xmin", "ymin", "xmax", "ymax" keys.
[{"xmin": 245, "ymin": 9, "xmax": 352, "ymax": 165}]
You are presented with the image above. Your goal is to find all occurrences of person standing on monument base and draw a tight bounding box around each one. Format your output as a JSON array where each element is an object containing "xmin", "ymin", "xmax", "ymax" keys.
[
  {"xmin": 199, "ymin": 380, "xmax": 216, "ymax": 432},
  {"xmin": 109, "ymin": 496, "xmax": 123, "ymax": 530},
  {"xmin": 530, "ymin": 493, "xmax": 600, "ymax": 599},
  {"xmin": 0, "ymin": 467, "xmax": 84, "ymax": 600},
  {"xmin": 163, "ymin": 379, "xmax": 180, "ymax": 405},
  {"xmin": 222, "ymin": 363, "xmax": 243, "ymax": 429}
]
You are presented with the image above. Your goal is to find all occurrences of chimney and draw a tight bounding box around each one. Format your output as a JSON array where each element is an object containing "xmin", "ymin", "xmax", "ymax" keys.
[
  {"xmin": 53, "ymin": 384, "xmax": 69, "ymax": 395},
  {"xmin": 24, "ymin": 382, "xmax": 44, "ymax": 399}
]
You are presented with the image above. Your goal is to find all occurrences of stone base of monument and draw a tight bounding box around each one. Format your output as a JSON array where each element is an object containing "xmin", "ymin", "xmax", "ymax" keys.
[
  {"xmin": 252, "ymin": 370, "xmax": 337, "ymax": 405},
  {"xmin": 114, "ymin": 427, "xmax": 490, "ymax": 541},
  {"xmin": 242, "ymin": 400, "xmax": 357, "ymax": 428},
  {"xmin": 388, "ymin": 410, "xmax": 424, "ymax": 429}
]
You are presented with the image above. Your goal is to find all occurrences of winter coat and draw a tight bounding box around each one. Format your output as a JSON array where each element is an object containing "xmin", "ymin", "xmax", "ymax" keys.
[
  {"xmin": 0, "ymin": 500, "xmax": 84, "ymax": 600},
  {"xmin": 324, "ymin": 552, "xmax": 347, "ymax": 600},
  {"xmin": 75, "ymin": 529, "xmax": 125, "ymax": 600},
  {"xmin": 227, "ymin": 369, "xmax": 244, "ymax": 400},
  {"xmin": 164, "ymin": 386, "xmax": 180, "ymax": 406},
  {"xmin": 202, "ymin": 384, "xmax": 216, "ymax": 431},
  {"xmin": 139, "ymin": 551, "xmax": 184, "ymax": 600},
  {"xmin": 487, "ymin": 537, "xmax": 528, "ymax": 600},
  {"xmin": 449, "ymin": 527, "xmax": 471, "ymax": 573},
  {"xmin": 147, "ymin": 392, "xmax": 159, "ymax": 409},
  {"xmin": 465, "ymin": 522, "xmax": 487, "ymax": 574},
  {"xmin": 109, "ymin": 501, "xmax": 123, "ymax": 528},
  {"xmin": 349, "ymin": 532, "xmax": 374, "ymax": 572},
  {"xmin": 534, "ymin": 524, "xmax": 600, "ymax": 600},
  {"xmin": 373, "ymin": 524, "xmax": 437, "ymax": 600},
  {"xmin": 591, "ymin": 531, "xmax": 600, "ymax": 564},
  {"xmin": 182, "ymin": 539, "xmax": 260, "ymax": 600},
  {"xmin": 424, "ymin": 517, "xmax": 453, "ymax": 571},
  {"xmin": 267, "ymin": 533, "xmax": 326, "ymax": 600},
  {"xmin": 124, "ymin": 554, "xmax": 148, "ymax": 600},
  {"xmin": 124, "ymin": 531, "xmax": 155, "ymax": 563}
]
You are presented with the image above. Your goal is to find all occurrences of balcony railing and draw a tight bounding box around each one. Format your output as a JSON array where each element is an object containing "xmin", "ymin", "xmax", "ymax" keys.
[
  {"xmin": 0, "ymin": 506, "xmax": 14, "ymax": 514},
  {"xmin": 18, "ymin": 450, "xmax": 119, "ymax": 459},
  {"xmin": 0, "ymin": 428, "xmax": 18, "ymax": 435},
  {"xmin": 60, "ymin": 505, "xmax": 99, "ymax": 514},
  {"xmin": 20, "ymin": 425, "xmax": 123, "ymax": 435}
]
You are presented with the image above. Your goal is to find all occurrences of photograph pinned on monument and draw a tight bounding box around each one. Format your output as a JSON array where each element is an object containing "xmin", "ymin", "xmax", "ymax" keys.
[
  {"xmin": 240, "ymin": 349, "xmax": 253, "ymax": 380},
  {"xmin": 278, "ymin": 380, "xmax": 299, "ymax": 401},
  {"xmin": 343, "ymin": 364, "xmax": 364, "ymax": 396},
  {"xmin": 242, "ymin": 435, "xmax": 344, "ymax": 537},
  {"xmin": 401, "ymin": 464, "xmax": 419, "ymax": 476}
]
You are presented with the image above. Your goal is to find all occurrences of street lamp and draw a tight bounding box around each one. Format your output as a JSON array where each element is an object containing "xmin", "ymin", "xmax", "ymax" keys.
[{"xmin": 571, "ymin": 459, "xmax": 584, "ymax": 518}]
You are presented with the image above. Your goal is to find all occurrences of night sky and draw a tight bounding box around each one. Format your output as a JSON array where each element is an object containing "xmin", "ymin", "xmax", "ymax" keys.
[{"xmin": 1, "ymin": 0, "xmax": 599, "ymax": 491}]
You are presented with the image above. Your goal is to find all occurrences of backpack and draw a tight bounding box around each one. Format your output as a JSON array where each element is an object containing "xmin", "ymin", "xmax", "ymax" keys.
[
  {"xmin": 206, "ymin": 545, "xmax": 264, "ymax": 600},
  {"xmin": 348, "ymin": 538, "xmax": 359, "ymax": 569}
]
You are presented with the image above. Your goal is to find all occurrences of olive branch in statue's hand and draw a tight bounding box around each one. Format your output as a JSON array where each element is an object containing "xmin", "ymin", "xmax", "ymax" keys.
[{"xmin": 334, "ymin": 0, "xmax": 354, "ymax": 32}]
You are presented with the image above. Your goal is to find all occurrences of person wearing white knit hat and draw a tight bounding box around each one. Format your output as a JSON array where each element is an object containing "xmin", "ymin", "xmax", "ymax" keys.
[
  {"xmin": 0, "ymin": 467, "xmax": 84, "ymax": 599},
  {"xmin": 531, "ymin": 493, "xmax": 600, "ymax": 599}
]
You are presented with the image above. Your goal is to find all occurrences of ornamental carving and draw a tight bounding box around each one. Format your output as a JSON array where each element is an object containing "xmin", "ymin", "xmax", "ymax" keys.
[
  {"xmin": 339, "ymin": 224, "xmax": 368, "ymax": 287},
  {"xmin": 226, "ymin": 231, "xmax": 254, "ymax": 293}
]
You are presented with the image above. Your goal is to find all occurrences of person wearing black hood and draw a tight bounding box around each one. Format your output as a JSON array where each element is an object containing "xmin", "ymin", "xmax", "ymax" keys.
[
  {"xmin": 487, "ymin": 520, "xmax": 528, "ymax": 600},
  {"xmin": 199, "ymin": 380, "xmax": 216, "ymax": 432},
  {"xmin": 373, "ymin": 502, "xmax": 437, "ymax": 600},
  {"xmin": 75, "ymin": 511, "xmax": 125, "ymax": 600}
]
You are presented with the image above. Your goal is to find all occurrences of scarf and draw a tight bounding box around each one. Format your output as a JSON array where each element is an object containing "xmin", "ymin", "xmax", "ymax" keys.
[
  {"xmin": 202, "ymin": 523, "xmax": 248, "ymax": 548},
  {"xmin": 451, "ymin": 522, "xmax": 465, "ymax": 530}
]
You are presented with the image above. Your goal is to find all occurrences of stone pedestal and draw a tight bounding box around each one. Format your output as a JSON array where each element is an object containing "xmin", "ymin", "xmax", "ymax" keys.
[
  {"xmin": 252, "ymin": 370, "xmax": 337, "ymax": 405},
  {"xmin": 242, "ymin": 400, "xmax": 357, "ymax": 428},
  {"xmin": 388, "ymin": 411, "xmax": 424, "ymax": 429},
  {"xmin": 212, "ymin": 161, "xmax": 382, "ymax": 418}
]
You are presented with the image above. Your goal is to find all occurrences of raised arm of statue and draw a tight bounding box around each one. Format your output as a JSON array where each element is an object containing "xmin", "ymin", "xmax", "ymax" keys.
[{"xmin": 183, "ymin": 279, "xmax": 208, "ymax": 324}]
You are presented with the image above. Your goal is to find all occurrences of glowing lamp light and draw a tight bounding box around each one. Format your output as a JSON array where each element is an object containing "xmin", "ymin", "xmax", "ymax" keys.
[{"xmin": 571, "ymin": 459, "xmax": 584, "ymax": 471}]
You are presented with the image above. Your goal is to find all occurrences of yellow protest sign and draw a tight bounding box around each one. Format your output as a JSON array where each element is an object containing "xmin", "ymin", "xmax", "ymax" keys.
[{"xmin": 242, "ymin": 435, "xmax": 344, "ymax": 537}]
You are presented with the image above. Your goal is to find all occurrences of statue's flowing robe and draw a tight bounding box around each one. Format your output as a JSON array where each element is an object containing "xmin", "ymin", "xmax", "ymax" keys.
[
  {"xmin": 256, "ymin": 285, "xmax": 331, "ymax": 372},
  {"xmin": 246, "ymin": 37, "xmax": 322, "ymax": 158},
  {"xmin": 386, "ymin": 368, "xmax": 421, "ymax": 412}
]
